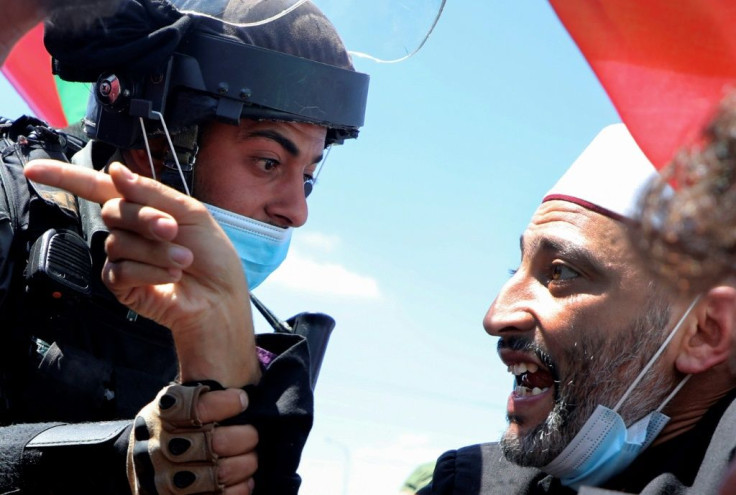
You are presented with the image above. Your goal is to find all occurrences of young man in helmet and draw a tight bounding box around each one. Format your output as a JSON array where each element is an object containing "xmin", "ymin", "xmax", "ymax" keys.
[
  {"xmin": 419, "ymin": 124, "xmax": 736, "ymax": 495},
  {"xmin": 0, "ymin": 0, "xmax": 368, "ymax": 493}
]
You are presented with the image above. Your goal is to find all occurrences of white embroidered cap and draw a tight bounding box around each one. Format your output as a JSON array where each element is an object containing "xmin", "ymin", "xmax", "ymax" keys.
[{"xmin": 543, "ymin": 123, "xmax": 669, "ymax": 221}]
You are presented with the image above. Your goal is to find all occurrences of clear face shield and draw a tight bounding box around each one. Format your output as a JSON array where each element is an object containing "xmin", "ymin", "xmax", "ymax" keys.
[
  {"xmin": 174, "ymin": 0, "xmax": 446, "ymax": 63},
  {"xmin": 316, "ymin": 0, "xmax": 447, "ymax": 63}
]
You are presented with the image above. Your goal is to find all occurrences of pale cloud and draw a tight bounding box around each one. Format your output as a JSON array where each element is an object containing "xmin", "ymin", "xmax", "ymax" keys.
[
  {"xmin": 298, "ymin": 231, "xmax": 341, "ymax": 253},
  {"xmin": 357, "ymin": 433, "xmax": 441, "ymax": 463},
  {"xmin": 299, "ymin": 433, "xmax": 441, "ymax": 495},
  {"xmin": 269, "ymin": 249, "xmax": 382, "ymax": 299}
]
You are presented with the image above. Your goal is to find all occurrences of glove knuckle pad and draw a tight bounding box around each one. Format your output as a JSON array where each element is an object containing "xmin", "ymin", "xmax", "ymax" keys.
[{"xmin": 128, "ymin": 384, "xmax": 223, "ymax": 495}]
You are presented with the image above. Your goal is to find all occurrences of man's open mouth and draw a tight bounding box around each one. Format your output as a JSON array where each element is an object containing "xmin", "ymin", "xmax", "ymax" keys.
[{"xmin": 508, "ymin": 361, "xmax": 556, "ymax": 397}]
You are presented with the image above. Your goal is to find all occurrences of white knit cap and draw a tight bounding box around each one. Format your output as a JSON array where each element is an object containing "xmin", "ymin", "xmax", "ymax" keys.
[{"xmin": 543, "ymin": 123, "xmax": 669, "ymax": 221}]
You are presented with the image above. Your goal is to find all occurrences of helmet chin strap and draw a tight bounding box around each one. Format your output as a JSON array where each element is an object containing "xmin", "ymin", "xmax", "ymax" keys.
[
  {"xmin": 139, "ymin": 117, "xmax": 157, "ymax": 181},
  {"xmin": 138, "ymin": 112, "xmax": 199, "ymax": 196},
  {"xmin": 303, "ymin": 144, "xmax": 332, "ymax": 198}
]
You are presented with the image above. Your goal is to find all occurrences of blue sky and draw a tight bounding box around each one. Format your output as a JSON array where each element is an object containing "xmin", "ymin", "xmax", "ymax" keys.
[{"xmin": 0, "ymin": 2, "xmax": 622, "ymax": 493}]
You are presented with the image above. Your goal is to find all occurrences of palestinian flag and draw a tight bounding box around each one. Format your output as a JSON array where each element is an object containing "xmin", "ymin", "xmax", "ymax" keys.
[
  {"xmin": 2, "ymin": 23, "xmax": 90, "ymax": 128},
  {"xmin": 550, "ymin": 0, "xmax": 736, "ymax": 170}
]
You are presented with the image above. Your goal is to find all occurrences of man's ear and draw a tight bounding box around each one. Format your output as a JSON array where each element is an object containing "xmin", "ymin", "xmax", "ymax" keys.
[
  {"xmin": 122, "ymin": 140, "xmax": 166, "ymax": 179},
  {"xmin": 122, "ymin": 148, "xmax": 159, "ymax": 178},
  {"xmin": 675, "ymin": 286, "xmax": 736, "ymax": 374}
]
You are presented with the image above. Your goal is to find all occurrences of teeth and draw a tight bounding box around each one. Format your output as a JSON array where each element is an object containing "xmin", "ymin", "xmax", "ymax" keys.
[
  {"xmin": 509, "ymin": 363, "xmax": 527, "ymax": 375},
  {"xmin": 514, "ymin": 385, "xmax": 549, "ymax": 397},
  {"xmin": 508, "ymin": 362, "xmax": 539, "ymax": 376}
]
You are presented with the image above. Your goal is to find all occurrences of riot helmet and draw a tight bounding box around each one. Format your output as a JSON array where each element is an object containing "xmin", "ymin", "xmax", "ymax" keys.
[{"xmin": 44, "ymin": 0, "xmax": 369, "ymax": 154}]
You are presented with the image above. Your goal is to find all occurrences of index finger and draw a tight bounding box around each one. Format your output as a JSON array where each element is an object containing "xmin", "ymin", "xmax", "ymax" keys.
[
  {"xmin": 24, "ymin": 159, "xmax": 121, "ymax": 204},
  {"xmin": 107, "ymin": 162, "xmax": 206, "ymax": 221}
]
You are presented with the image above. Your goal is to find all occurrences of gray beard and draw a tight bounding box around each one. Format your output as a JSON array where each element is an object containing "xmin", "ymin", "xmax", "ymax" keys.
[
  {"xmin": 40, "ymin": 0, "xmax": 122, "ymax": 32},
  {"xmin": 500, "ymin": 293, "xmax": 676, "ymax": 467}
]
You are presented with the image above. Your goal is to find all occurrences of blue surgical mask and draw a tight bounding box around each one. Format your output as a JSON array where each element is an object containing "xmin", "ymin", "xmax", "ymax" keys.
[
  {"xmin": 541, "ymin": 297, "xmax": 700, "ymax": 491},
  {"xmin": 205, "ymin": 203, "xmax": 291, "ymax": 290},
  {"xmin": 542, "ymin": 405, "xmax": 670, "ymax": 490}
]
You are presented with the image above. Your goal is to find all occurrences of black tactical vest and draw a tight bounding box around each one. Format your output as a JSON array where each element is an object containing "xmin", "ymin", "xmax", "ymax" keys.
[{"xmin": 0, "ymin": 116, "xmax": 178, "ymax": 425}]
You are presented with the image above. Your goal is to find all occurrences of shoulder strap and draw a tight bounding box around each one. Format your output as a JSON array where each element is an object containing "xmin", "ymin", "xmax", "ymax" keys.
[{"xmin": 250, "ymin": 293, "xmax": 335, "ymax": 390}]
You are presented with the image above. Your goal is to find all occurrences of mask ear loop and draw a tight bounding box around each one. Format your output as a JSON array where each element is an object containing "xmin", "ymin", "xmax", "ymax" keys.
[
  {"xmin": 613, "ymin": 295, "xmax": 701, "ymax": 413},
  {"xmin": 656, "ymin": 374, "xmax": 692, "ymax": 412}
]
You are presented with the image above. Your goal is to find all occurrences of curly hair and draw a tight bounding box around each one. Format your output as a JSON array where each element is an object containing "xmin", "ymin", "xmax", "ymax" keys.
[{"xmin": 635, "ymin": 90, "xmax": 736, "ymax": 293}]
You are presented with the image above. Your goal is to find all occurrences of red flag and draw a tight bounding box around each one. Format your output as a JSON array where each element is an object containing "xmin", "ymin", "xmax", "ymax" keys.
[
  {"xmin": 549, "ymin": 0, "xmax": 736, "ymax": 170},
  {"xmin": 1, "ymin": 23, "xmax": 68, "ymax": 127}
]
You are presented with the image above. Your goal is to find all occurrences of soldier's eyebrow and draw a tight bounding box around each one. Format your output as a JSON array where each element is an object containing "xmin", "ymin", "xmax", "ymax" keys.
[{"xmin": 242, "ymin": 129, "xmax": 323, "ymax": 164}]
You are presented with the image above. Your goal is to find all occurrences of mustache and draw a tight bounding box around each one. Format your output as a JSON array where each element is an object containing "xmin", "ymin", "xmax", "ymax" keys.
[{"xmin": 497, "ymin": 335, "xmax": 558, "ymax": 380}]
